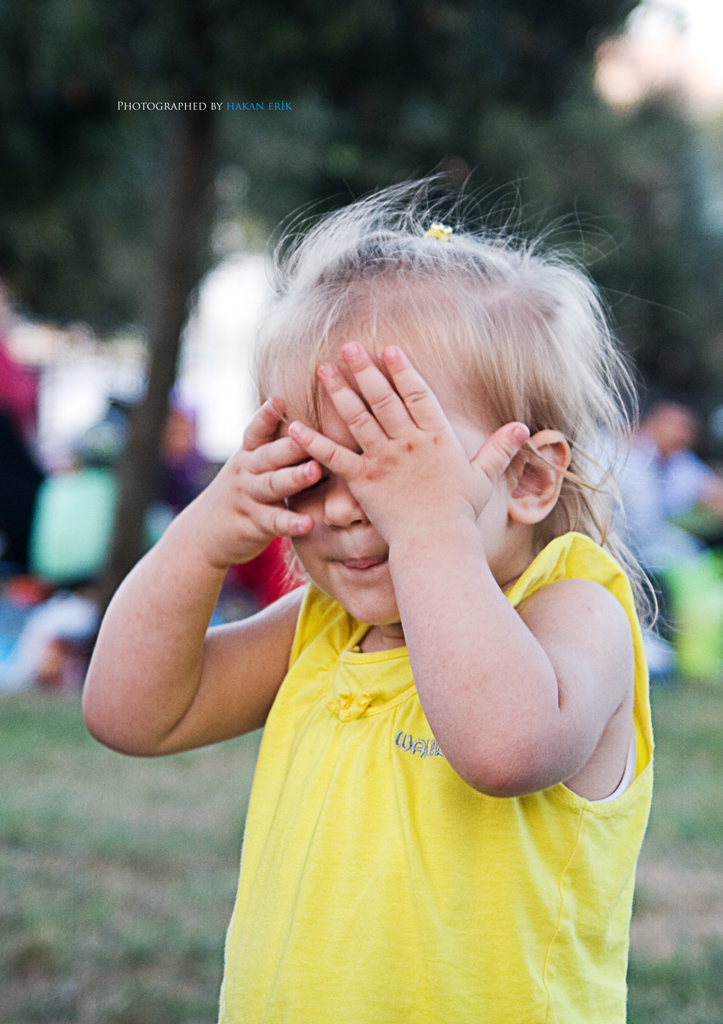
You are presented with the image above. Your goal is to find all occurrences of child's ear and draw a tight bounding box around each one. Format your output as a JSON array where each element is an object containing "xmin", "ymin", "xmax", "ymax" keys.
[{"xmin": 507, "ymin": 430, "xmax": 571, "ymax": 525}]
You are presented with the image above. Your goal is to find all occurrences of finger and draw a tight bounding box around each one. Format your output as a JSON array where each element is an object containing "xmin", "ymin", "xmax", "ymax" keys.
[
  {"xmin": 340, "ymin": 343, "xmax": 414, "ymax": 438},
  {"xmin": 471, "ymin": 422, "xmax": 530, "ymax": 485},
  {"xmin": 288, "ymin": 420, "xmax": 361, "ymax": 479},
  {"xmin": 242, "ymin": 398, "xmax": 285, "ymax": 451},
  {"xmin": 317, "ymin": 361, "xmax": 387, "ymax": 449},
  {"xmin": 252, "ymin": 503, "xmax": 314, "ymax": 538},
  {"xmin": 248, "ymin": 434, "xmax": 311, "ymax": 473},
  {"xmin": 380, "ymin": 346, "xmax": 448, "ymax": 431},
  {"xmin": 246, "ymin": 460, "xmax": 322, "ymax": 503}
]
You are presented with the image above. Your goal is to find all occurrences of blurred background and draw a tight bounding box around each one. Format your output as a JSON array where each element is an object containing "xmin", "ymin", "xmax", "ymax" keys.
[{"xmin": 2, "ymin": 1, "xmax": 723, "ymax": 1021}]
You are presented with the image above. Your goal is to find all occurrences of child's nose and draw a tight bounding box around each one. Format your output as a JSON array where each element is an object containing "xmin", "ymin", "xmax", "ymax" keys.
[{"xmin": 323, "ymin": 476, "xmax": 369, "ymax": 529}]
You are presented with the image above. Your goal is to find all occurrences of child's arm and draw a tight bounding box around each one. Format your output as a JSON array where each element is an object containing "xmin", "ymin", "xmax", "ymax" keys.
[
  {"xmin": 289, "ymin": 345, "xmax": 635, "ymax": 799},
  {"xmin": 83, "ymin": 399, "xmax": 321, "ymax": 757},
  {"xmin": 386, "ymin": 535, "xmax": 634, "ymax": 799}
]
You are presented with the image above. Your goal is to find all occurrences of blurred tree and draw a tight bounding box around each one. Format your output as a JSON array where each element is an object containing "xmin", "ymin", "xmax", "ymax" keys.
[
  {"xmin": 694, "ymin": 109, "xmax": 723, "ymax": 442},
  {"xmin": 465, "ymin": 91, "xmax": 715, "ymax": 401},
  {"xmin": 0, "ymin": 0, "xmax": 154, "ymax": 325},
  {"xmin": 2, "ymin": 0, "xmax": 644, "ymax": 323},
  {"xmin": 3, "ymin": 0, "xmax": 657, "ymax": 602}
]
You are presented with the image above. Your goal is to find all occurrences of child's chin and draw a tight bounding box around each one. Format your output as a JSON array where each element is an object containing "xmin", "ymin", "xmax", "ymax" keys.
[
  {"xmin": 346, "ymin": 600, "xmax": 400, "ymax": 626},
  {"xmin": 328, "ymin": 588, "xmax": 399, "ymax": 626}
]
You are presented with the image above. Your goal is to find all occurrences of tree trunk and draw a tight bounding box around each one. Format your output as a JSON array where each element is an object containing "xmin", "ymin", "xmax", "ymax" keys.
[{"xmin": 99, "ymin": 109, "xmax": 213, "ymax": 611}]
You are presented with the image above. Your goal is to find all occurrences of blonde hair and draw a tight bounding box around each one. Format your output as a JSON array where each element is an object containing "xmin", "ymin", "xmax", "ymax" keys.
[{"xmin": 255, "ymin": 180, "xmax": 649, "ymax": 617}]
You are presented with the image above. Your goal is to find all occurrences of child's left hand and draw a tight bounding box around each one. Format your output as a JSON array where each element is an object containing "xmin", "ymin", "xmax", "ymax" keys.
[
  {"xmin": 288, "ymin": 342, "xmax": 529, "ymax": 547},
  {"xmin": 289, "ymin": 343, "xmax": 635, "ymax": 803}
]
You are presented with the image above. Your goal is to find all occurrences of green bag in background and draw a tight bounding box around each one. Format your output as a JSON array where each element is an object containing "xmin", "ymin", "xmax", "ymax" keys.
[
  {"xmin": 28, "ymin": 468, "xmax": 117, "ymax": 586},
  {"xmin": 663, "ymin": 550, "xmax": 723, "ymax": 684}
]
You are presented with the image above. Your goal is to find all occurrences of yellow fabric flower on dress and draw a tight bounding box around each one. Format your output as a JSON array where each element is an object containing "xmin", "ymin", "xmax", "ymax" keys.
[{"xmin": 423, "ymin": 222, "xmax": 453, "ymax": 241}]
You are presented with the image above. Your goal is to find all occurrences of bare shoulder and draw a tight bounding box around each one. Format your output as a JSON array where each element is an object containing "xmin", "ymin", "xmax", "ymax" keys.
[
  {"xmin": 518, "ymin": 577, "xmax": 633, "ymax": 642},
  {"xmin": 518, "ymin": 577, "xmax": 634, "ymax": 691}
]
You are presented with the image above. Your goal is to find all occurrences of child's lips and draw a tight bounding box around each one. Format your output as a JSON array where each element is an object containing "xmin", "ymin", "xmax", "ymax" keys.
[{"xmin": 339, "ymin": 556, "xmax": 388, "ymax": 571}]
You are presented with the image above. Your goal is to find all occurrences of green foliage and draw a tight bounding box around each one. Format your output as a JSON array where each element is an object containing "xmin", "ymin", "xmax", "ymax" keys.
[
  {"xmin": 467, "ymin": 92, "xmax": 714, "ymax": 398},
  {"xmin": 5, "ymin": 0, "xmax": 723, "ymax": 408},
  {"xmin": 0, "ymin": 0, "xmax": 641, "ymax": 330},
  {"xmin": 0, "ymin": 0, "xmax": 155, "ymax": 325},
  {"xmin": 0, "ymin": 123, "xmax": 157, "ymax": 327}
]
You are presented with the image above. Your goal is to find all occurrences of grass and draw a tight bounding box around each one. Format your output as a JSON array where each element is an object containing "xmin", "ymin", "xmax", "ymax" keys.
[
  {"xmin": 628, "ymin": 683, "xmax": 723, "ymax": 1024},
  {"xmin": 637, "ymin": 686, "xmax": 723, "ymax": 863},
  {"xmin": 1, "ymin": 683, "xmax": 722, "ymax": 1022},
  {"xmin": 0, "ymin": 694, "xmax": 260, "ymax": 1024}
]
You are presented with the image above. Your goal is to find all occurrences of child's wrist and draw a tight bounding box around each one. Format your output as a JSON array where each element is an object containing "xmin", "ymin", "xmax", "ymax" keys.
[
  {"xmin": 387, "ymin": 513, "xmax": 486, "ymax": 563},
  {"xmin": 162, "ymin": 514, "xmax": 235, "ymax": 577}
]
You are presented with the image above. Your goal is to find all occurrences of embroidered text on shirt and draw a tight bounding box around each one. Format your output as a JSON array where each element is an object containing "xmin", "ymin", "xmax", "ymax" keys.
[{"xmin": 395, "ymin": 731, "xmax": 445, "ymax": 758}]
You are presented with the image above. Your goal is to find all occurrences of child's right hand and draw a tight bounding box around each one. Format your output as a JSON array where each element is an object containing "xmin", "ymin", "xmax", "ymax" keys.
[
  {"xmin": 85, "ymin": 397, "xmax": 317, "ymax": 757},
  {"xmin": 178, "ymin": 397, "xmax": 322, "ymax": 570}
]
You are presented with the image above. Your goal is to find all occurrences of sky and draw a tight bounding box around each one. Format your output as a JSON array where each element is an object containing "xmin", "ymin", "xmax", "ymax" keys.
[{"xmin": 596, "ymin": 0, "xmax": 723, "ymax": 113}]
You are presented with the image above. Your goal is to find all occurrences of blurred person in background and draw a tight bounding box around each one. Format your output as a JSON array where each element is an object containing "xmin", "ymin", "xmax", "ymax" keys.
[
  {"xmin": 619, "ymin": 399, "xmax": 723, "ymax": 574},
  {"xmin": 618, "ymin": 399, "xmax": 723, "ymax": 679},
  {"xmin": 0, "ymin": 295, "xmax": 44, "ymax": 570},
  {"xmin": 158, "ymin": 402, "xmax": 211, "ymax": 515}
]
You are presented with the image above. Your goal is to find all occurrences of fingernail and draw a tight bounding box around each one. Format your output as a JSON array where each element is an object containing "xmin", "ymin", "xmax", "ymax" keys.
[
  {"xmin": 513, "ymin": 424, "xmax": 530, "ymax": 445},
  {"xmin": 342, "ymin": 342, "xmax": 363, "ymax": 358}
]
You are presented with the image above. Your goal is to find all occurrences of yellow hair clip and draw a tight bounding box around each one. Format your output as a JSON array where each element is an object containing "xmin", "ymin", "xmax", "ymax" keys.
[{"xmin": 423, "ymin": 222, "xmax": 453, "ymax": 241}]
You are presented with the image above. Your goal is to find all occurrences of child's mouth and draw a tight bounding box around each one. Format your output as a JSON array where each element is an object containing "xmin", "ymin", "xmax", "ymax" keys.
[{"xmin": 339, "ymin": 556, "xmax": 388, "ymax": 572}]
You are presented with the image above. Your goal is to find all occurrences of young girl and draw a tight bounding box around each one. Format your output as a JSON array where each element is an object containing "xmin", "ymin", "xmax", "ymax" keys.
[{"xmin": 83, "ymin": 184, "xmax": 653, "ymax": 1023}]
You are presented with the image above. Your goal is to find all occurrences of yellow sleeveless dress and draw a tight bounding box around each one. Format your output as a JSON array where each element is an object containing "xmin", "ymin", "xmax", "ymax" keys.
[{"xmin": 219, "ymin": 532, "xmax": 653, "ymax": 1023}]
